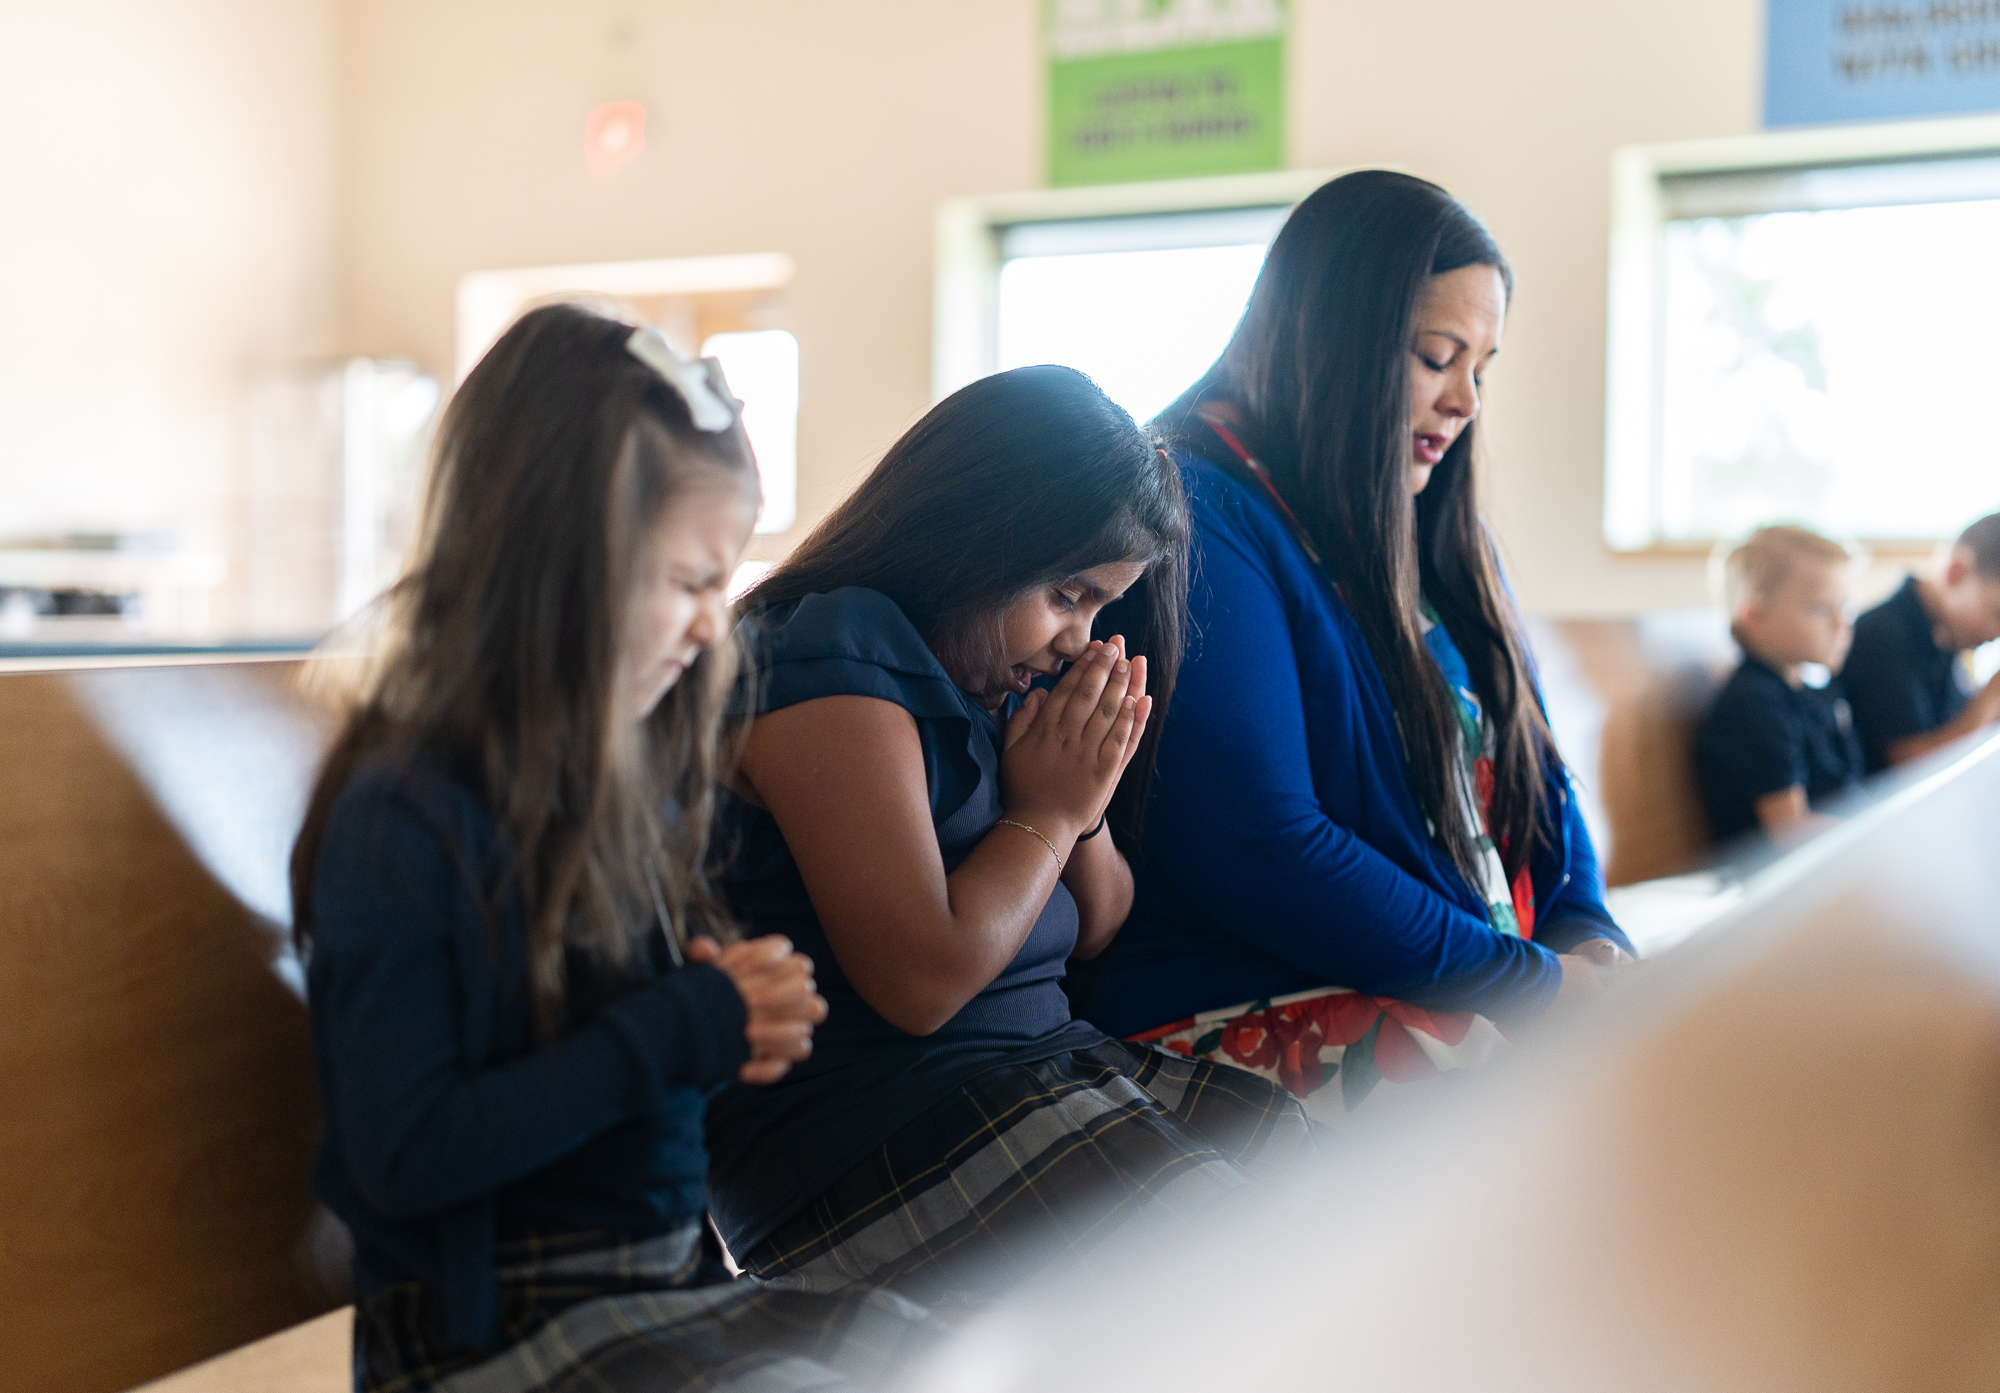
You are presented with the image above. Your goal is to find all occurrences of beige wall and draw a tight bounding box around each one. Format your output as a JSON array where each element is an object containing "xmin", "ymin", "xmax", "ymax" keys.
[
  {"xmin": 344, "ymin": 0, "xmax": 1768, "ymax": 614},
  {"xmin": 0, "ymin": 0, "xmax": 342, "ymax": 593}
]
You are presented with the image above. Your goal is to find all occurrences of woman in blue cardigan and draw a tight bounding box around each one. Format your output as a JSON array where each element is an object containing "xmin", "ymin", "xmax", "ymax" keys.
[{"xmin": 1071, "ymin": 171, "xmax": 1635, "ymax": 1122}]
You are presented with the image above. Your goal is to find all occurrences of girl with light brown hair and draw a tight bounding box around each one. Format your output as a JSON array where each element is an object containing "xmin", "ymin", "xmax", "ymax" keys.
[{"xmin": 290, "ymin": 303, "xmax": 942, "ymax": 1392}]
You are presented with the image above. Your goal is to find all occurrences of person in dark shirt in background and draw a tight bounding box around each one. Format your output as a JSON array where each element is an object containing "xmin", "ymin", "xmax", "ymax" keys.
[
  {"xmin": 1696, "ymin": 526, "xmax": 1863, "ymax": 842},
  {"xmin": 1844, "ymin": 512, "xmax": 2000, "ymax": 773}
]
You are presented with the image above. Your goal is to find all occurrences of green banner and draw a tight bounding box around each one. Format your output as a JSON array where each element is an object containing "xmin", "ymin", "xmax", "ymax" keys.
[{"xmin": 1046, "ymin": 0, "xmax": 1286, "ymax": 187}]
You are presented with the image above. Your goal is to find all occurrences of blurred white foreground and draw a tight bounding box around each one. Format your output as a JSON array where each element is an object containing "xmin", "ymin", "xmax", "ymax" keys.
[{"xmin": 904, "ymin": 734, "xmax": 2000, "ymax": 1392}]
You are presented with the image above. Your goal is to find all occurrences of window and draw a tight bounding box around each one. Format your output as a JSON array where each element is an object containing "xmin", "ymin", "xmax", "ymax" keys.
[
  {"xmin": 1606, "ymin": 120, "xmax": 2000, "ymax": 549},
  {"xmin": 933, "ymin": 169, "xmax": 1334, "ymax": 414},
  {"xmin": 995, "ymin": 207, "xmax": 1287, "ymax": 425},
  {"xmin": 700, "ymin": 329, "xmax": 798, "ymax": 534},
  {"xmin": 456, "ymin": 254, "xmax": 798, "ymax": 535}
]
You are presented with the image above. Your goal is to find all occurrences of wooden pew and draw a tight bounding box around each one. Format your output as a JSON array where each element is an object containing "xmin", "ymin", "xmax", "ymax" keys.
[
  {"xmin": 0, "ymin": 659, "xmax": 343, "ymax": 1393},
  {"xmin": 132, "ymin": 1310, "xmax": 350, "ymax": 1393},
  {"xmin": 0, "ymin": 615, "xmax": 1760, "ymax": 1389},
  {"xmin": 932, "ymin": 731, "xmax": 2000, "ymax": 1391},
  {"xmin": 1530, "ymin": 612, "xmax": 1737, "ymax": 886}
]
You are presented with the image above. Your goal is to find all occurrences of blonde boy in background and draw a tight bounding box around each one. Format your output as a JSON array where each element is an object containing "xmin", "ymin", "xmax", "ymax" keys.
[{"xmin": 1694, "ymin": 526, "xmax": 1864, "ymax": 842}]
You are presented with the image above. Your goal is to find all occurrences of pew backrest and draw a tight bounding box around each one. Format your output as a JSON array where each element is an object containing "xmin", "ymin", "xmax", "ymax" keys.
[
  {"xmin": 0, "ymin": 658, "xmax": 341, "ymax": 1393},
  {"xmin": 1531, "ymin": 612, "xmax": 1736, "ymax": 886}
]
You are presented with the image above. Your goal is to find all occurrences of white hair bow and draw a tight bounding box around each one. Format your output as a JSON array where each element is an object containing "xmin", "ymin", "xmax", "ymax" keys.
[{"xmin": 625, "ymin": 325, "xmax": 738, "ymax": 433}]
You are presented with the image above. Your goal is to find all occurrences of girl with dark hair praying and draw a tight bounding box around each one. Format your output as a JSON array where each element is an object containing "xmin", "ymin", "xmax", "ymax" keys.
[
  {"xmin": 1067, "ymin": 170, "xmax": 1635, "ymax": 1123},
  {"xmin": 704, "ymin": 364, "xmax": 1313, "ymax": 1311},
  {"xmin": 292, "ymin": 303, "xmax": 944, "ymax": 1391}
]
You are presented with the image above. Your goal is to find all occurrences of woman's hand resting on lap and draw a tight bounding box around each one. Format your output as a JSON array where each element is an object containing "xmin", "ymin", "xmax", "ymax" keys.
[
  {"xmin": 688, "ymin": 934, "xmax": 828, "ymax": 1084},
  {"xmin": 1553, "ymin": 937, "xmax": 1633, "ymax": 1010},
  {"xmin": 1001, "ymin": 637, "xmax": 1152, "ymax": 844}
]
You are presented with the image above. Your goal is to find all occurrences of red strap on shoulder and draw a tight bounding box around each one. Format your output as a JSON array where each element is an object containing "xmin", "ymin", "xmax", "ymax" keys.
[{"xmin": 1195, "ymin": 410, "xmax": 1322, "ymax": 567}]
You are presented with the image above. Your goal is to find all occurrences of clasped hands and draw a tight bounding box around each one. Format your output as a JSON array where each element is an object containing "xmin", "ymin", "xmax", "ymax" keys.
[
  {"xmin": 688, "ymin": 934, "xmax": 828, "ymax": 1084},
  {"xmin": 1553, "ymin": 935, "xmax": 1635, "ymax": 1008},
  {"xmin": 999, "ymin": 635, "xmax": 1153, "ymax": 847}
]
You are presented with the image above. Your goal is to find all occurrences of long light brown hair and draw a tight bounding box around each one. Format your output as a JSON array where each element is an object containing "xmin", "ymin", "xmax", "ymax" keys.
[{"xmin": 291, "ymin": 302, "xmax": 760, "ymax": 1040}]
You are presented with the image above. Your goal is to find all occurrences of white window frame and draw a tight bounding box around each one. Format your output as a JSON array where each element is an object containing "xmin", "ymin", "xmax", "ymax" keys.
[
  {"xmin": 455, "ymin": 253, "xmax": 794, "ymax": 383},
  {"xmin": 932, "ymin": 168, "xmax": 1343, "ymax": 404},
  {"xmin": 1603, "ymin": 113, "xmax": 2000, "ymax": 552},
  {"xmin": 454, "ymin": 253, "xmax": 798, "ymax": 534}
]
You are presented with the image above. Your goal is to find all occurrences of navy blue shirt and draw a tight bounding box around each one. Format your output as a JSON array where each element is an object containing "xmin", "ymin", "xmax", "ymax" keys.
[
  {"xmin": 704, "ymin": 588, "xmax": 1099, "ymax": 1257},
  {"xmin": 1844, "ymin": 575, "xmax": 1970, "ymax": 773},
  {"xmin": 307, "ymin": 755, "xmax": 749, "ymax": 1347},
  {"xmin": 1693, "ymin": 654, "xmax": 1863, "ymax": 841},
  {"xmin": 1070, "ymin": 451, "xmax": 1629, "ymax": 1041}
]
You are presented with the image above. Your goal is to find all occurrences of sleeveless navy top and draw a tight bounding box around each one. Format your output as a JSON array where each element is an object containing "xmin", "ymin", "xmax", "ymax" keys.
[{"xmin": 704, "ymin": 587, "xmax": 1101, "ymax": 1255}]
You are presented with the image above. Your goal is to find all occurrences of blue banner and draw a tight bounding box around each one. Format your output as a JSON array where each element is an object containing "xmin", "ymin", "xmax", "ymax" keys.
[{"xmin": 1767, "ymin": 1, "xmax": 2000, "ymax": 127}]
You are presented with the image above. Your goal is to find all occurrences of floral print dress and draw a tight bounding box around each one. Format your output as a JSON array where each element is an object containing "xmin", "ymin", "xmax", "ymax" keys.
[{"xmin": 1132, "ymin": 604, "xmax": 1528, "ymax": 1126}]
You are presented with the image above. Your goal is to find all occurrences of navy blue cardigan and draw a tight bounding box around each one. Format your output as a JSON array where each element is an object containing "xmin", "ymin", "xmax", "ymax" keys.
[
  {"xmin": 1074, "ymin": 451, "xmax": 1631, "ymax": 1038},
  {"xmin": 305, "ymin": 755, "xmax": 749, "ymax": 1348}
]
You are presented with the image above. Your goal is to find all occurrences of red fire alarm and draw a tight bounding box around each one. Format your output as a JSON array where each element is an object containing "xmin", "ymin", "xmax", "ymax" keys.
[{"xmin": 585, "ymin": 101, "xmax": 646, "ymax": 166}]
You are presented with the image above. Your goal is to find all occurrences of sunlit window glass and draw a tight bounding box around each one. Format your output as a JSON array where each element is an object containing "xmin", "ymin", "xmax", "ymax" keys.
[
  {"xmin": 1656, "ymin": 174, "xmax": 2000, "ymax": 542},
  {"xmin": 994, "ymin": 207, "xmax": 1286, "ymax": 427},
  {"xmin": 700, "ymin": 330, "xmax": 798, "ymax": 535}
]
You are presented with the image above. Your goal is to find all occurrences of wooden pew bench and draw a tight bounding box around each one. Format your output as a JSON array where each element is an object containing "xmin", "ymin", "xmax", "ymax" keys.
[
  {"xmin": 0, "ymin": 658, "xmax": 347, "ymax": 1392},
  {"xmin": 1529, "ymin": 611, "xmax": 1737, "ymax": 886},
  {"xmin": 916, "ymin": 733, "xmax": 2000, "ymax": 1391},
  {"xmin": 0, "ymin": 618, "xmax": 1746, "ymax": 1390},
  {"xmin": 134, "ymin": 1310, "xmax": 351, "ymax": 1393}
]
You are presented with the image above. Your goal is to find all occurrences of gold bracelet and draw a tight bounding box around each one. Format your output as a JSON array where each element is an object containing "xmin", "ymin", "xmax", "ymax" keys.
[{"xmin": 995, "ymin": 818, "xmax": 1064, "ymax": 873}]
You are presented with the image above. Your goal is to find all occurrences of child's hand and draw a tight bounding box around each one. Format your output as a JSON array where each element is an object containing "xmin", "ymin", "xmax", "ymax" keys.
[
  {"xmin": 1000, "ymin": 636, "xmax": 1152, "ymax": 844},
  {"xmin": 688, "ymin": 935, "xmax": 829, "ymax": 1085}
]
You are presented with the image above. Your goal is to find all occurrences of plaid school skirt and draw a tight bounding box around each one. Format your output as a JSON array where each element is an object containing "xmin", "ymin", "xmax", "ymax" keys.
[
  {"xmin": 353, "ymin": 1220, "xmax": 947, "ymax": 1393},
  {"xmin": 740, "ymin": 1037, "xmax": 1315, "ymax": 1311}
]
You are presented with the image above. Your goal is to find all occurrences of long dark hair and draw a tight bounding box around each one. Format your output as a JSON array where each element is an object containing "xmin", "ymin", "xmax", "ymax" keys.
[
  {"xmin": 291, "ymin": 302, "xmax": 761, "ymax": 1040},
  {"xmin": 746, "ymin": 364, "xmax": 1188, "ymax": 844},
  {"xmin": 1157, "ymin": 169, "xmax": 1558, "ymax": 888}
]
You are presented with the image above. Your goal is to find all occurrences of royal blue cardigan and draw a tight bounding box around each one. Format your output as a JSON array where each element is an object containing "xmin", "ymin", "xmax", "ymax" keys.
[{"xmin": 1073, "ymin": 451, "xmax": 1631, "ymax": 1038}]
